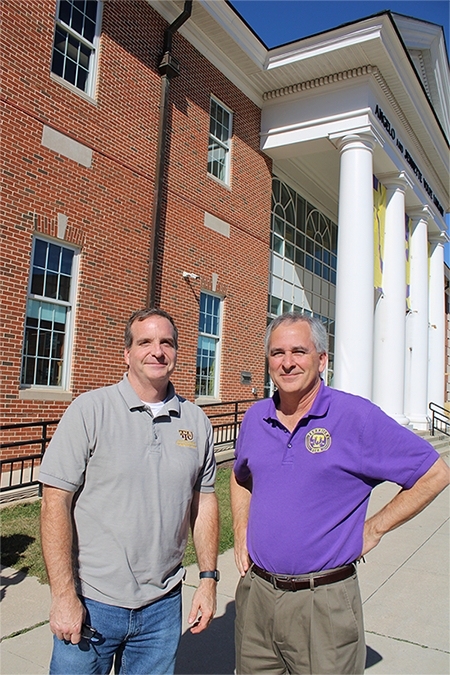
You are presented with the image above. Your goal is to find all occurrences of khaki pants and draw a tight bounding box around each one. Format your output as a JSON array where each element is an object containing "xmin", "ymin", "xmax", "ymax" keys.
[{"xmin": 235, "ymin": 566, "xmax": 365, "ymax": 675}]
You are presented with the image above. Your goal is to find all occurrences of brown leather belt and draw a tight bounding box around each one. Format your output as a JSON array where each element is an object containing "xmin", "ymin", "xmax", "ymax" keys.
[{"xmin": 252, "ymin": 562, "xmax": 356, "ymax": 591}]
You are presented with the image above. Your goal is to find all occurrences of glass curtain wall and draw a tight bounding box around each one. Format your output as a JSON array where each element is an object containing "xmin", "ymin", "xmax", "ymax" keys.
[{"xmin": 266, "ymin": 177, "xmax": 337, "ymax": 395}]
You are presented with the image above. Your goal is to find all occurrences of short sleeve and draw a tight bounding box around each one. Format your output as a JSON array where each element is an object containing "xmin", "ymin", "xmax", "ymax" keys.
[
  {"xmin": 194, "ymin": 416, "xmax": 216, "ymax": 492},
  {"xmin": 39, "ymin": 397, "xmax": 92, "ymax": 491},
  {"xmin": 233, "ymin": 411, "xmax": 251, "ymax": 482},
  {"xmin": 359, "ymin": 404, "xmax": 440, "ymax": 489}
]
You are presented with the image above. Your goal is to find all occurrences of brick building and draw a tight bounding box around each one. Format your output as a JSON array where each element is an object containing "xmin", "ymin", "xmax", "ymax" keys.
[
  {"xmin": 1, "ymin": 0, "xmax": 449, "ymax": 457},
  {"xmin": 1, "ymin": 0, "xmax": 273, "ymax": 448}
]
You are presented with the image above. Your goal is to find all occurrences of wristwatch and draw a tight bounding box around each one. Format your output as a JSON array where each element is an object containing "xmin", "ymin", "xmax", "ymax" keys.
[{"xmin": 199, "ymin": 570, "xmax": 220, "ymax": 581}]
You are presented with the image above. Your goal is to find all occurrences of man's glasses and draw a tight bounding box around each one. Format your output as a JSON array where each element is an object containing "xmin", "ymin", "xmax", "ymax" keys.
[{"xmin": 80, "ymin": 624, "xmax": 103, "ymax": 644}]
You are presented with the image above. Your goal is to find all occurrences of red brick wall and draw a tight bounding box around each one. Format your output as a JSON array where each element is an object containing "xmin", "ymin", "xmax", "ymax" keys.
[{"xmin": 1, "ymin": 0, "xmax": 271, "ymax": 452}]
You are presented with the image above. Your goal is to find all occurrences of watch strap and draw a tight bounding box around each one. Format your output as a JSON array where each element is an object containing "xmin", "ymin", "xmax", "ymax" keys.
[{"xmin": 199, "ymin": 570, "xmax": 220, "ymax": 581}]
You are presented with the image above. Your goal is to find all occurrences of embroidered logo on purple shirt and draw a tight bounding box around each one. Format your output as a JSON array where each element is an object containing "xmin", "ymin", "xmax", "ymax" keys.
[{"xmin": 305, "ymin": 428, "xmax": 332, "ymax": 453}]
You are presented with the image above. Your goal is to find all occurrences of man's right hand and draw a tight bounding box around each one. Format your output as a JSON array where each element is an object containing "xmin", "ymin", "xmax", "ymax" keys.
[{"xmin": 50, "ymin": 593, "xmax": 86, "ymax": 644}]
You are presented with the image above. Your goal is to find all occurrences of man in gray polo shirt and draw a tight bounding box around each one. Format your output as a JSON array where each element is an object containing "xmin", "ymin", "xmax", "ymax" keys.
[{"xmin": 40, "ymin": 308, "xmax": 219, "ymax": 674}]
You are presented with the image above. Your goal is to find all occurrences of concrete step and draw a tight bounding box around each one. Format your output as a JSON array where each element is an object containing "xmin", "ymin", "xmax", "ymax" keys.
[{"xmin": 414, "ymin": 430, "xmax": 450, "ymax": 456}]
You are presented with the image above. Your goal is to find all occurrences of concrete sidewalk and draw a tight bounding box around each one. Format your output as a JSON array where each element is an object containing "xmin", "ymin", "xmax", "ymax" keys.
[{"xmin": 1, "ymin": 464, "xmax": 449, "ymax": 674}]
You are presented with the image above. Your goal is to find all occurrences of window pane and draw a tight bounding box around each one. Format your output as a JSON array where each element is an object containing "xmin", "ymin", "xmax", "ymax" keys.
[
  {"xmin": 59, "ymin": 0, "xmax": 72, "ymax": 24},
  {"xmin": 285, "ymin": 224, "xmax": 295, "ymax": 243},
  {"xmin": 36, "ymin": 359, "xmax": 49, "ymax": 386},
  {"xmin": 77, "ymin": 66, "xmax": 89, "ymax": 92},
  {"xmin": 86, "ymin": 1, "xmax": 98, "ymax": 21},
  {"xmin": 31, "ymin": 267, "xmax": 45, "ymax": 295},
  {"xmin": 285, "ymin": 243, "xmax": 294, "ymax": 261},
  {"xmin": 58, "ymin": 275, "xmax": 71, "ymax": 301},
  {"xmin": 72, "ymin": 7, "xmax": 83, "ymax": 34},
  {"xmin": 44, "ymin": 272, "xmax": 58, "ymax": 299},
  {"xmin": 272, "ymin": 235, "xmax": 283, "ymax": 255},
  {"xmin": 295, "ymin": 249, "xmax": 304, "ymax": 267},
  {"xmin": 47, "ymin": 244, "xmax": 61, "ymax": 272},
  {"xmin": 64, "ymin": 58, "xmax": 76, "ymax": 85},
  {"xmin": 270, "ymin": 296, "xmax": 281, "ymax": 315},
  {"xmin": 61, "ymin": 248, "xmax": 74, "ymax": 275},
  {"xmin": 33, "ymin": 239, "xmax": 47, "ymax": 267}
]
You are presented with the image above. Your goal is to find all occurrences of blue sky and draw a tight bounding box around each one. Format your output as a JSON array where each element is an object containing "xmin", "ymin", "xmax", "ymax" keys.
[{"xmin": 230, "ymin": 0, "xmax": 450, "ymax": 264}]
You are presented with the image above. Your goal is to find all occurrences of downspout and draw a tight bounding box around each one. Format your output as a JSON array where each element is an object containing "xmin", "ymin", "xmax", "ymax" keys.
[{"xmin": 146, "ymin": 0, "xmax": 193, "ymax": 308}]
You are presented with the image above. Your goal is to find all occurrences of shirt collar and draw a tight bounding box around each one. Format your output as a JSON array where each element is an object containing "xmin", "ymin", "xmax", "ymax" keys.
[
  {"xmin": 118, "ymin": 375, "xmax": 180, "ymax": 416},
  {"xmin": 263, "ymin": 379, "xmax": 331, "ymax": 426}
]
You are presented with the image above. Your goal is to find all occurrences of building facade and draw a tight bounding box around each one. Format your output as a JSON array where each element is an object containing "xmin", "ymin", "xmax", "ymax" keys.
[{"xmin": 1, "ymin": 0, "xmax": 448, "ymax": 455}]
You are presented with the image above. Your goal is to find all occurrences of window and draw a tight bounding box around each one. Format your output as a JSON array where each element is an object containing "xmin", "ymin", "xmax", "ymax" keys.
[
  {"xmin": 21, "ymin": 238, "xmax": 78, "ymax": 388},
  {"xmin": 208, "ymin": 97, "xmax": 232, "ymax": 184},
  {"xmin": 51, "ymin": 0, "xmax": 102, "ymax": 96},
  {"xmin": 267, "ymin": 177, "xmax": 338, "ymax": 388},
  {"xmin": 196, "ymin": 293, "xmax": 222, "ymax": 398}
]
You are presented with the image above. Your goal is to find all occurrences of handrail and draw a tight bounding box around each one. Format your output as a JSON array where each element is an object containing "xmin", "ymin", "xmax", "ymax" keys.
[
  {"xmin": 429, "ymin": 402, "xmax": 450, "ymax": 437},
  {"xmin": 199, "ymin": 398, "xmax": 261, "ymax": 451},
  {"xmin": 1, "ymin": 420, "xmax": 59, "ymax": 494},
  {"xmin": 0, "ymin": 399, "xmax": 261, "ymax": 494}
]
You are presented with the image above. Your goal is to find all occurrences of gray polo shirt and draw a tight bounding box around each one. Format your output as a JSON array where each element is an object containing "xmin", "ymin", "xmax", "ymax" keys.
[{"xmin": 39, "ymin": 375, "xmax": 216, "ymax": 608}]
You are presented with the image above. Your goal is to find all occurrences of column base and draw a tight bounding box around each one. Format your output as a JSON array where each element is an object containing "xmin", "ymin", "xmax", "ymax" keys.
[
  {"xmin": 407, "ymin": 414, "xmax": 429, "ymax": 431},
  {"xmin": 390, "ymin": 413, "xmax": 410, "ymax": 426}
]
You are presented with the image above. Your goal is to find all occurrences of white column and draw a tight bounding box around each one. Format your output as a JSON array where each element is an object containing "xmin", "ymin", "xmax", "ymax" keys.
[
  {"xmin": 334, "ymin": 133, "xmax": 377, "ymax": 398},
  {"xmin": 404, "ymin": 207, "xmax": 430, "ymax": 430},
  {"xmin": 372, "ymin": 174, "xmax": 410, "ymax": 424},
  {"xmin": 428, "ymin": 237, "xmax": 445, "ymax": 408}
]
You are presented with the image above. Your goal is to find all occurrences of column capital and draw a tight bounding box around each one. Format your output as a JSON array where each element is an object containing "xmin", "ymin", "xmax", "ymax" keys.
[
  {"xmin": 407, "ymin": 204, "xmax": 433, "ymax": 225},
  {"xmin": 330, "ymin": 127, "xmax": 382, "ymax": 153},
  {"xmin": 377, "ymin": 171, "xmax": 413, "ymax": 192},
  {"xmin": 428, "ymin": 232, "xmax": 448, "ymax": 245}
]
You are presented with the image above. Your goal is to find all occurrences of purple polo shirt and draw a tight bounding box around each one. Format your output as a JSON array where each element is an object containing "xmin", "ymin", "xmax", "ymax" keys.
[{"xmin": 234, "ymin": 382, "xmax": 439, "ymax": 575}]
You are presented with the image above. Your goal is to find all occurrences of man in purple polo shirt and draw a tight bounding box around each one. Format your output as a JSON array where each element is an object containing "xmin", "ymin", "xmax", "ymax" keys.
[{"xmin": 231, "ymin": 312, "xmax": 449, "ymax": 675}]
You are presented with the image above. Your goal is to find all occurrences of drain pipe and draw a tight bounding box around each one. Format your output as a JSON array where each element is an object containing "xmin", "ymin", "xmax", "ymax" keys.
[{"xmin": 146, "ymin": 0, "xmax": 193, "ymax": 308}]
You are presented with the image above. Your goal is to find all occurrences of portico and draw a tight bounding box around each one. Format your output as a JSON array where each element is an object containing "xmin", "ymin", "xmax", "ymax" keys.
[{"xmin": 258, "ymin": 12, "xmax": 449, "ymax": 428}]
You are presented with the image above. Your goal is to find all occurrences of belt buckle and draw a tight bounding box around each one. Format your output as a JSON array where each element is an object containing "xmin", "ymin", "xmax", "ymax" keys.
[{"xmin": 273, "ymin": 574, "xmax": 294, "ymax": 591}]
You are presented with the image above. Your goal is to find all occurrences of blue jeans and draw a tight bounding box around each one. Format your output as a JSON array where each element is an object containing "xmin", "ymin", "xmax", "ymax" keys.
[{"xmin": 50, "ymin": 584, "xmax": 182, "ymax": 674}]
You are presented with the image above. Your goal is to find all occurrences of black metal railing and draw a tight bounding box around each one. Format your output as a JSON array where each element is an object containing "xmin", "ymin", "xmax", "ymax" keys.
[
  {"xmin": 429, "ymin": 402, "xmax": 450, "ymax": 437},
  {"xmin": 199, "ymin": 398, "xmax": 260, "ymax": 452},
  {"xmin": 0, "ymin": 398, "xmax": 261, "ymax": 494},
  {"xmin": 0, "ymin": 420, "xmax": 59, "ymax": 493}
]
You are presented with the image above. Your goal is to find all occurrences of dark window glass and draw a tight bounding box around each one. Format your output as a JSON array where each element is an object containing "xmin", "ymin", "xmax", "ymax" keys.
[
  {"xmin": 296, "ymin": 231, "xmax": 305, "ymax": 249},
  {"xmin": 59, "ymin": 0, "xmax": 72, "ymax": 24},
  {"xmin": 295, "ymin": 249, "xmax": 304, "ymax": 267}
]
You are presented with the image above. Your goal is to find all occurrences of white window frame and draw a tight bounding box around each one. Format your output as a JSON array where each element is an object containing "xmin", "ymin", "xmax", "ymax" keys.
[
  {"xmin": 51, "ymin": 0, "xmax": 103, "ymax": 98},
  {"xmin": 20, "ymin": 236, "xmax": 80, "ymax": 391},
  {"xmin": 207, "ymin": 96, "xmax": 233, "ymax": 186},
  {"xmin": 195, "ymin": 291, "xmax": 223, "ymax": 400}
]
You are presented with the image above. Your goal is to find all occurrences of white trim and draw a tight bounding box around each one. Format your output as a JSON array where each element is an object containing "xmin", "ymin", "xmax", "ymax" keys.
[
  {"xmin": 196, "ymin": 291, "xmax": 223, "ymax": 399},
  {"xmin": 20, "ymin": 235, "xmax": 80, "ymax": 391},
  {"xmin": 52, "ymin": 0, "xmax": 103, "ymax": 99},
  {"xmin": 208, "ymin": 96, "xmax": 233, "ymax": 186}
]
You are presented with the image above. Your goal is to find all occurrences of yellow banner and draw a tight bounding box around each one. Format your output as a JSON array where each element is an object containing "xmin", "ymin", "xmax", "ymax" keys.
[
  {"xmin": 373, "ymin": 176, "xmax": 386, "ymax": 293},
  {"xmin": 405, "ymin": 215, "xmax": 411, "ymax": 310}
]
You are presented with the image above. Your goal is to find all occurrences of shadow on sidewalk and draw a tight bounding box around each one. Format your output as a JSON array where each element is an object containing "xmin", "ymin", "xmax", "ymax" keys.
[
  {"xmin": 365, "ymin": 645, "xmax": 383, "ymax": 669},
  {"xmin": 175, "ymin": 601, "xmax": 236, "ymax": 674}
]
